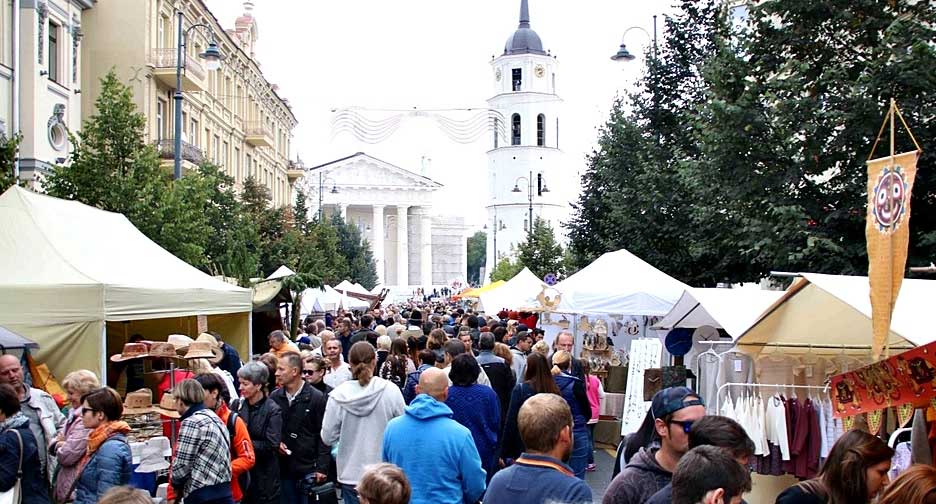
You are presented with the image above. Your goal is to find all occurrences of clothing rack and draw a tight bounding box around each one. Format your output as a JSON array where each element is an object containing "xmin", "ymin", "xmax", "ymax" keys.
[
  {"xmin": 697, "ymin": 341, "xmax": 914, "ymax": 351},
  {"xmin": 716, "ymin": 382, "xmax": 828, "ymax": 410}
]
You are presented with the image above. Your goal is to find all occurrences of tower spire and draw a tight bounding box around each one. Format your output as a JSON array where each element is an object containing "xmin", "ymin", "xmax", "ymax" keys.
[{"xmin": 519, "ymin": 0, "xmax": 530, "ymax": 29}]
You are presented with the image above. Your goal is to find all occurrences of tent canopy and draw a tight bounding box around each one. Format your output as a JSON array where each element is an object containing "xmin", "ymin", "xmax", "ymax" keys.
[
  {"xmin": 479, "ymin": 268, "xmax": 547, "ymax": 313},
  {"xmin": 554, "ymin": 249, "xmax": 689, "ymax": 315},
  {"xmin": 737, "ymin": 273, "xmax": 936, "ymax": 352},
  {"xmin": 0, "ymin": 187, "xmax": 252, "ymax": 377},
  {"xmin": 0, "ymin": 326, "xmax": 39, "ymax": 350},
  {"xmin": 652, "ymin": 288, "xmax": 784, "ymax": 339},
  {"xmin": 334, "ymin": 280, "xmax": 370, "ymax": 296},
  {"xmin": 459, "ymin": 280, "xmax": 506, "ymax": 299},
  {"xmin": 266, "ymin": 265, "xmax": 296, "ymax": 280}
]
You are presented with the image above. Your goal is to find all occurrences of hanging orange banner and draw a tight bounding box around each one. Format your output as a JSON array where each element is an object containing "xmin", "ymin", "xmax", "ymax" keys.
[
  {"xmin": 831, "ymin": 339, "xmax": 936, "ymax": 418},
  {"xmin": 866, "ymin": 150, "xmax": 919, "ymax": 359}
]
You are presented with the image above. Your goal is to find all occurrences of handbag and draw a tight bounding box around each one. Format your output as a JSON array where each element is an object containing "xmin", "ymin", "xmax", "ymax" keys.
[
  {"xmin": 643, "ymin": 368, "xmax": 662, "ymax": 401},
  {"xmin": 304, "ymin": 480, "xmax": 338, "ymax": 504},
  {"xmin": 662, "ymin": 365, "xmax": 688, "ymax": 389},
  {"xmin": 0, "ymin": 429, "xmax": 23, "ymax": 504}
]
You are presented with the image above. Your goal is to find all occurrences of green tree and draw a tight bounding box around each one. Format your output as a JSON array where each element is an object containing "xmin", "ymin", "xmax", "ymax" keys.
[
  {"xmin": 489, "ymin": 256, "xmax": 523, "ymax": 283},
  {"xmin": 44, "ymin": 69, "xmax": 209, "ymax": 266},
  {"xmin": 466, "ymin": 231, "xmax": 487, "ymax": 284},
  {"xmin": 330, "ymin": 213, "xmax": 379, "ymax": 289},
  {"xmin": 517, "ymin": 217, "xmax": 564, "ymax": 280},
  {"xmin": 0, "ymin": 134, "xmax": 22, "ymax": 192}
]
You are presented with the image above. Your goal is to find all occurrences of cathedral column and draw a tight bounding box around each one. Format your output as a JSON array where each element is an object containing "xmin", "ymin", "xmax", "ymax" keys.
[
  {"xmin": 419, "ymin": 207, "xmax": 433, "ymax": 287},
  {"xmin": 396, "ymin": 205, "xmax": 409, "ymax": 286},
  {"xmin": 372, "ymin": 205, "xmax": 385, "ymax": 285}
]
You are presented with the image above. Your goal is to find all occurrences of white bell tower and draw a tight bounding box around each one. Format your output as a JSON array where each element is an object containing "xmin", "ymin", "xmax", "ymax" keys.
[{"xmin": 484, "ymin": 0, "xmax": 567, "ymax": 282}]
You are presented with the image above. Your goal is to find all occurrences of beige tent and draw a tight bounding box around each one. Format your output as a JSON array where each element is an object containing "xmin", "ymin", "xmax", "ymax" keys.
[
  {"xmin": 737, "ymin": 273, "xmax": 936, "ymax": 353},
  {"xmin": 0, "ymin": 187, "xmax": 252, "ymax": 379}
]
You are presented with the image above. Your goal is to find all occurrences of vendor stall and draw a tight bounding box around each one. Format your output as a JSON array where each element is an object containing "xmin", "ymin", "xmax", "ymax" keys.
[
  {"xmin": 478, "ymin": 268, "xmax": 547, "ymax": 314},
  {"xmin": 0, "ymin": 186, "xmax": 253, "ymax": 380},
  {"xmin": 653, "ymin": 287, "xmax": 784, "ymax": 339}
]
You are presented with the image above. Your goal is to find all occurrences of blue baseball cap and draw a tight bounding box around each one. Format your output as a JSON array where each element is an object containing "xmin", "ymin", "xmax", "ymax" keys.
[{"xmin": 651, "ymin": 386, "xmax": 703, "ymax": 419}]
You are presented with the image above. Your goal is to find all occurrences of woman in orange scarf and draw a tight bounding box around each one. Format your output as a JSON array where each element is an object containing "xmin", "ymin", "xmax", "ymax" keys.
[{"xmin": 72, "ymin": 387, "xmax": 133, "ymax": 504}]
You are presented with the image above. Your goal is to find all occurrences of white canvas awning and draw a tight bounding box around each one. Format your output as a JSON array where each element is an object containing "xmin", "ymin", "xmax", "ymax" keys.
[
  {"xmin": 652, "ymin": 288, "xmax": 785, "ymax": 339},
  {"xmin": 0, "ymin": 187, "xmax": 252, "ymax": 377},
  {"xmin": 479, "ymin": 268, "xmax": 547, "ymax": 313},
  {"xmin": 554, "ymin": 249, "xmax": 689, "ymax": 315},
  {"xmin": 737, "ymin": 273, "xmax": 936, "ymax": 351}
]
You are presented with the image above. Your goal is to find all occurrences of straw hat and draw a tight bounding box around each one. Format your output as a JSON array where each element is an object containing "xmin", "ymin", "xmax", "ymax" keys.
[
  {"xmin": 154, "ymin": 392, "xmax": 180, "ymax": 419},
  {"xmin": 123, "ymin": 388, "xmax": 156, "ymax": 415},
  {"xmin": 183, "ymin": 341, "xmax": 223, "ymax": 363},
  {"xmin": 147, "ymin": 342, "xmax": 179, "ymax": 359},
  {"xmin": 167, "ymin": 334, "xmax": 195, "ymax": 352},
  {"xmin": 110, "ymin": 343, "xmax": 149, "ymax": 362}
]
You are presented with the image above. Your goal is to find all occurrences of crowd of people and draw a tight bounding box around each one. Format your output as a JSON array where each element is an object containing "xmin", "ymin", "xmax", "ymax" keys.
[{"xmin": 1, "ymin": 302, "xmax": 936, "ymax": 503}]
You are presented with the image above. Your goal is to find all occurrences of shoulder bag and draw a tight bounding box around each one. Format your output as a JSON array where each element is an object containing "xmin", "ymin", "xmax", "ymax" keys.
[{"xmin": 0, "ymin": 429, "xmax": 24, "ymax": 504}]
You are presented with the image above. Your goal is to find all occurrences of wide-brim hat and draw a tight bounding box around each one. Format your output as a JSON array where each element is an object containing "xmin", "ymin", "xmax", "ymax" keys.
[
  {"xmin": 193, "ymin": 333, "xmax": 224, "ymax": 364},
  {"xmin": 182, "ymin": 341, "xmax": 223, "ymax": 362},
  {"xmin": 123, "ymin": 388, "xmax": 156, "ymax": 415},
  {"xmin": 134, "ymin": 437, "xmax": 172, "ymax": 473},
  {"xmin": 147, "ymin": 341, "xmax": 180, "ymax": 359},
  {"xmin": 154, "ymin": 392, "xmax": 180, "ymax": 419},
  {"xmin": 167, "ymin": 334, "xmax": 195, "ymax": 352},
  {"xmin": 110, "ymin": 343, "xmax": 149, "ymax": 362}
]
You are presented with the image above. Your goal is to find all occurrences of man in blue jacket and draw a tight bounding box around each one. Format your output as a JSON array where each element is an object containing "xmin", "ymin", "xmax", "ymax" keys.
[{"xmin": 381, "ymin": 367, "xmax": 486, "ymax": 504}]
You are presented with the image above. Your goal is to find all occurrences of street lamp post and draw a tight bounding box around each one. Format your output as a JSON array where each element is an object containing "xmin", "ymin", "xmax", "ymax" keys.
[
  {"xmin": 172, "ymin": 11, "xmax": 223, "ymax": 180},
  {"xmin": 512, "ymin": 170, "xmax": 549, "ymax": 234},
  {"xmin": 317, "ymin": 171, "xmax": 338, "ymax": 220},
  {"xmin": 610, "ymin": 15, "xmax": 658, "ymax": 62}
]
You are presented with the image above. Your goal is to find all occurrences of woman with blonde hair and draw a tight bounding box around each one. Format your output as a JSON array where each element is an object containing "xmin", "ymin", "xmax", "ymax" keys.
[
  {"xmin": 52, "ymin": 369, "xmax": 100, "ymax": 503},
  {"xmin": 877, "ymin": 464, "xmax": 936, "ymax": 504},
  {"xmin": 322, "ymin": 342, "xmax": 405, "ymax": 504}
]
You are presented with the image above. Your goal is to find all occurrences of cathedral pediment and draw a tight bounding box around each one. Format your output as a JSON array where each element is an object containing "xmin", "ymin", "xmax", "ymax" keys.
[{"xmin": 307, "ymin": 152, "xmax": 442, "ymax": 191}]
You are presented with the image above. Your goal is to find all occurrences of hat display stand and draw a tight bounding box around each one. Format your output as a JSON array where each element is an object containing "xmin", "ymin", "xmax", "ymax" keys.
[{"xmin": 141, "ymin": 341, "xmax": 184, "ymax": 442}]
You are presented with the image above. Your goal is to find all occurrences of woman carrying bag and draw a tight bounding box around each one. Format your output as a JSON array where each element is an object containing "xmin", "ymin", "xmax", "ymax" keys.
[
  {"xmin": 0, "ymin": 382, "xmax": 51, "ymax": 504},
  {"xmin": 71, "ymin": 387, "xmax": 132, "ymax": 504},
  {"xmin": 50, "ymin": 370, "xmax": 99, "ymax": 503}
]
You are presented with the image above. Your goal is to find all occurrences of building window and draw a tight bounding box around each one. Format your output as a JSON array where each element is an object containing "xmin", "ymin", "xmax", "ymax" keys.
[
  {"xmin": 493, "ymin": 117, "xmax": 499, "ymax": 148},
  {"xmin": 511, "ymin": 113, "xmax": 521, "ymax": 146},
  {"xmin": 189, "ymin": 119, "xmax": 198, "ymax": 146},
  {"xmin": 212, "ymin": 134, "xmax": 220, "ymax": 164},
  {"xmin": 245, "ymin": 154, "xmax": 252, "ymax": 179},
  {"xmin": 234, "ymin": 147, "xmax": 241, "ymax": 181},
  {"xmin": 536, "ymin": 114, "xmax": 545, "ymax": 146},
  {"xmin": 222, "ymin": 141, "xmax": 229, "ymax": 169},
  {"xmin": 523, "ymin": 218, "xmax": 528, "ymax": 232},
  {"xmin": 48, "ymin": 22, "xmax": 59, "ymax": 83},
  {"xmin": 156, "ymin": 99, "xmax": 166, "ymax": 141},
  {"xmin": 512, "ymin": 68, "xmax": 521, "ymax": 91}
]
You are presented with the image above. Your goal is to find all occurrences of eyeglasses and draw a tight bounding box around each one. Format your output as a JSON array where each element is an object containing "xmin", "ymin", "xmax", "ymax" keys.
[
  {"xmin": 302, "ymin": 369, "xmax": 321, "ymax": 376},
  {"xmin": 668, "ymin": 419, "xmax": 694, "ymax": 434},
  {"xmin": 82, "ymin": 407, "xmax": 98, "ymax": 415}
]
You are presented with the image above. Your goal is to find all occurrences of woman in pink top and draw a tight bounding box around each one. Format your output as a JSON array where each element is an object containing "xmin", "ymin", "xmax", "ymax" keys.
[{"xmin": 581, "ymin": 359, "xmax": 605, "ymax": 472}]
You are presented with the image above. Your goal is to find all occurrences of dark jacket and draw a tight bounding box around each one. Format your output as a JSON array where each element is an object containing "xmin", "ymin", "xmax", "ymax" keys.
[
  {"xmin": 485, "ymin": 453, "xmax": 592, "ymax": 504},
  {"xmin": 502, "ymin": 382, "xmax": 537, "ymax": 460},
  {"xmin": 554, "ymin": 372, "xmax": 592, "ymax": 429},
  {"xmin": 310, "ymin": 380, "xmax": 333, "ymax": 397},
  {"xmin": 235, "ymin": 396, "xmax": 283, "ymax": 504},
  {"xmin": 270, "ymin": 383, "xmax": 330, "ymax": 478},
  {"xmin": 74, "ymin": 434, "xmax": 132, "ymax": 504},
  {"xmin": 603, "ymin": 447, "xmax": 672, "ymax": 504},
  {"xmin": 0, "ymin": 424, "xmax": 51, "ymax": 504},
  {"xmin": 218, "ymin": 342, "xmax": 243, "ymax": 378},
  {"xmin": 478, "ymin": 353, "xmax": 515, "ymax": 428}
]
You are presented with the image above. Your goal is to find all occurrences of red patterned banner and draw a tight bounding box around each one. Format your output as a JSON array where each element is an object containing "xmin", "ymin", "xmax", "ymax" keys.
[{"xmin": 831, "ymin": 340, "xmax": 936, "ymax": 418}]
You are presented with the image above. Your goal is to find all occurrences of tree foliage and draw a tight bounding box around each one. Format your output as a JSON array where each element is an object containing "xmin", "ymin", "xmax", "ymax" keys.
[
  {"xmin": 0, "ymin": 134, "xmax": 22, "ymax": 192},
  {"xmin": 466, "ymin": 231, "xmax": 487, "ymax": 284},
  {"xmin": 330, "ymin": 213, "xmax": 379, "ymax": 290},
  {"xmin": 569, "ymin": 0, "xmax": 936, "ymax": 285},
  {"xmin": 517, "ymin": 218, "xmax": 565, "ymax": 280},
  {"xmin": 489, "ymin": 256, "xmax": 523, "ymax": 283}
]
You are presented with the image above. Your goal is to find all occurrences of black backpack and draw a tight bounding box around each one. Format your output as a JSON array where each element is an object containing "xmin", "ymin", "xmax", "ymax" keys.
[{"xmin": 227, "ymin": 409, "xmax": 252, "ymax": 493}]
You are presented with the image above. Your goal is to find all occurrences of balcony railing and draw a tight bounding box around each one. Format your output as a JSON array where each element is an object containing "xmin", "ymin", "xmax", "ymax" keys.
[
  {"xmin": 244, "ymin": 121, "xmax": 272, "ymax": 138},
  {"xmin": 149, "ymin": 48, "xmax": 206, "ymax": 81},
  {"xmin": 155, "ymin": 139, "xmax": 204, "ymax": 165}
]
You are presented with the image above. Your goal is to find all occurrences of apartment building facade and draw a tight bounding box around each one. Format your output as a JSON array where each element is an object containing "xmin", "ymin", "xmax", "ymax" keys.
[{"xmin": 80, "ymin": 0, "xmax": 299, "ymax": 206}]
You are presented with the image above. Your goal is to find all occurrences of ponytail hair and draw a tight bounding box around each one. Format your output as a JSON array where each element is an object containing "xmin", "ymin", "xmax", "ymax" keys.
[{"xmin": 349, "ymin": 341, "xmax": 376, "ymax": 386}]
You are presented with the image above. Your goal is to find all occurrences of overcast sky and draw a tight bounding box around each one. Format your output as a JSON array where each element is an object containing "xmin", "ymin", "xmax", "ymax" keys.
[{"xmin": 206, "ymin": 0, "xmax": 676, "ymax": 229}]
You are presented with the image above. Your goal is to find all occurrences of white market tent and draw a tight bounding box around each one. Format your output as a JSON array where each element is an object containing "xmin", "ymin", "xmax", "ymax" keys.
[
  {"xmin": 266, "ymin": 265, "xmax": 296, "ymax": 280},
  {"xmin": 300, "ymin": 285, "xmax": 368, "ymax": 314},
  {"xmin": 479, "ymin": 268, "xmax": 547, "ymax": 313},
  {"xmin": 334, "ymin": 280, "xmax": 370, "ymax": 296},
  {"xmin": 653, "ymin": 288, "xmax": 785, "ymax": 339},
  {"xmin": 553, "ymin": 249, "xmax": 690, "ymax": 316},
  {"xmin": 737, "ymin": 273, "xmax": 936, "ymax": 352},
  {"xmin": 0, "ymin": 187, "xmax": 252, "ymax": 378}
]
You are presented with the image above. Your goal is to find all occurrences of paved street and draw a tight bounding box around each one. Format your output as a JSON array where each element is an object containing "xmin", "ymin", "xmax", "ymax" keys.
[{"xmin": 586, "ymin": 448, "xmax": 617, "ymax": 502}]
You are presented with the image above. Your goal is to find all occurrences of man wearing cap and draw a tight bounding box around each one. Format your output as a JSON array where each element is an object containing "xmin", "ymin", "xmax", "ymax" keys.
[
  {"xmin": 603, "ymin": 387, "xmax": 706, "ymax": 504},
  {"xmin": 0, "ymin": 354, "xmax": 63, "ymax": 477}
]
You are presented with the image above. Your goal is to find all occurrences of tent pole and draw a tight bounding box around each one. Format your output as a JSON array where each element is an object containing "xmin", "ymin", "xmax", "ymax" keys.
[
  {"xmin": 100, "ymin": 325, "xmax": 107, "ymax": 385},
  {"xmin": 248, "ymin": 311, "xmax": 253, "ymax": 358}
]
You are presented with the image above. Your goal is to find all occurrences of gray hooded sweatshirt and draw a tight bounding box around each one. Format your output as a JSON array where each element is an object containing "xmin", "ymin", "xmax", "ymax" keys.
[
  {"xmin": 602, "ymin": 447, "xmax": 672, "ymax": 504},
  {"xmin": 321, "ymin": 376, "xmax": 405, "ymax": 485}
]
